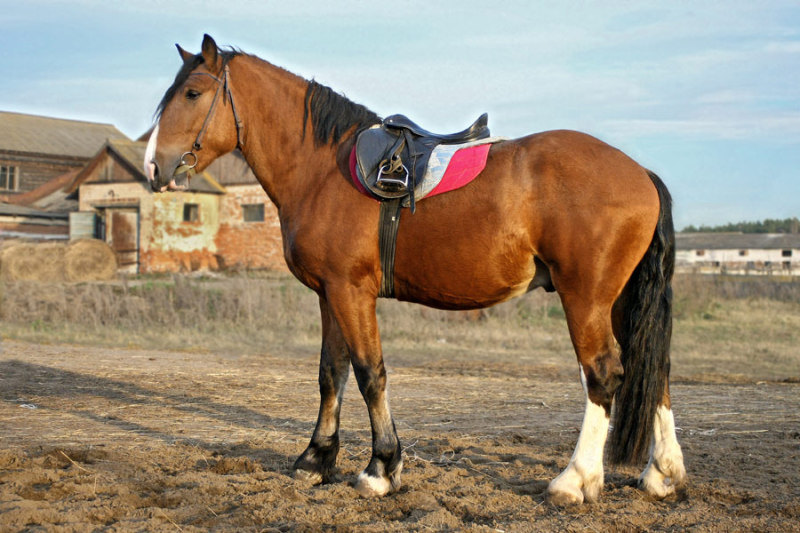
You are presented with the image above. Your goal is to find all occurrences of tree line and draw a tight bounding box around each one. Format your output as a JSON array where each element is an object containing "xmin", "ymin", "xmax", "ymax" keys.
[{"xmin": 682, "ymin": 217, "xmax": 800, "ymax": 234}]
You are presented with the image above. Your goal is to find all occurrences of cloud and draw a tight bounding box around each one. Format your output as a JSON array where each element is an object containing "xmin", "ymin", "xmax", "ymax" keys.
[
  {"xmin": 763, "ymin": 41, "xmax": 800, "ymax": 53},
  {"xmin": 602, "ymin": 112, "xmax": 800, "ymax": 142},
  {"xmin": 694, "ymin": 90, "xmax": 756, "ymax": 106}
]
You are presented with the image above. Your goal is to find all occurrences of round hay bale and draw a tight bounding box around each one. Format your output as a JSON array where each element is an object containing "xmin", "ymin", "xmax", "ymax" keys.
[
  {"xmin": 65, "ymin": 239, "xmax": 117, "ymax": 282},
  {"xmin": 0, "ymin": 241, "xmax": 67, "ymax": 282}
]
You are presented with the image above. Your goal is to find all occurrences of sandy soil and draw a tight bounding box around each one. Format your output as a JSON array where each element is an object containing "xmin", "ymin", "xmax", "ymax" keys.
[{"xmin": 1, "ymin": 338, "xmax": 799, "ymax": 532}]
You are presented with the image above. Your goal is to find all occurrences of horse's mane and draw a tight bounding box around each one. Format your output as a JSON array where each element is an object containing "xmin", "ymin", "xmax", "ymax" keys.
[
  {"xmin": 155, "ymin": 48, "xmax": 378, "ymax": 145},
  {"xmin": 303, "ymin": 80, "xmax": 380, "ymax": 146},
  {"xmin": 154, "ymin": 49, "xmax": 241, "ymax": 120}
]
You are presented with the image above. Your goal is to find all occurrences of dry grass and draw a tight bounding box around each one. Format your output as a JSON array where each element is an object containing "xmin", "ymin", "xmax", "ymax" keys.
[{"xmin": 1, "ymin": 272, "xmax": 798, "ymax": 380}]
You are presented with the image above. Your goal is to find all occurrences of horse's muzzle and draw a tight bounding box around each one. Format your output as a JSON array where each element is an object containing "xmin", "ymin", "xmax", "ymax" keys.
[{"xmin": 148, "ymin": 160, "xmax": 189, "ymax": 192}]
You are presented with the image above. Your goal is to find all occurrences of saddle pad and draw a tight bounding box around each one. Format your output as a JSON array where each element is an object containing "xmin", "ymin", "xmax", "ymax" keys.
[{"xmin": 348, "ymin": 138, "xmax": 501, "ymax": 203}]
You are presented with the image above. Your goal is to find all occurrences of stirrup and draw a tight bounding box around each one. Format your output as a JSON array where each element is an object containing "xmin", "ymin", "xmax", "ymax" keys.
[{"xmin": 376, "ymin": 162, "xmax": 410, "ymax": 191}]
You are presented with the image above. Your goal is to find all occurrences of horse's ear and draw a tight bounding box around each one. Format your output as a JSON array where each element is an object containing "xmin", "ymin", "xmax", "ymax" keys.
[
  {"xmin": 175, "ymin": 44, "xmax": 194, "ymax": 63},
  {"xmin": 201, "ymin": 34, "xmax": 219, "ymax": 68}
]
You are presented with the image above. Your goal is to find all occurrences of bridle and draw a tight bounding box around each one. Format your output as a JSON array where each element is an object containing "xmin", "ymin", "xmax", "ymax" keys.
[{"xmin": 174, "ymin": 59, "xmax": 244, "ymax": 176}]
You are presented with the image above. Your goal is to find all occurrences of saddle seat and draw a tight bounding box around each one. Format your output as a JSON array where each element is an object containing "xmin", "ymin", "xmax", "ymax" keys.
[
  {"xmin": 383, "ymin": 113, "xmax": 489, "ymax": 144},
  {"xmin": 354, "ymin": 112, "xmax": 491, "ymax": 210}
]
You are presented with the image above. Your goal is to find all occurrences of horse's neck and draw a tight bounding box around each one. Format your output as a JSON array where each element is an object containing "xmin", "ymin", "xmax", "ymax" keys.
[{"xmin": 232, "ymin": 57, "xmax": 333, "ymax": 211}]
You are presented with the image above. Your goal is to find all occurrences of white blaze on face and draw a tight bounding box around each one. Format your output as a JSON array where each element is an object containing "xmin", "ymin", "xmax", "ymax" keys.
[{"xmin": 144, "ymin": 122, "xmax": 160, "ymax": 183}]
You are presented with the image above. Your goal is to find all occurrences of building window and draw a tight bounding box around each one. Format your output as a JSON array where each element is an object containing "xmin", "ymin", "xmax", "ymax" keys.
[
  {"xmin": 0, "ymin": 165, "xmax": 18, "ymax": 191},
  {"xmin": 242, "ymin": 203, "xmax": 265, "ymax": 223},
  {"xmin": 739, "ymin": 250, "xmax": 748, "ymax": 257},
  {"xmin": 183, "ymin": 203, "xmax": 199, "ymax": 222},
  {"xmin": 695, "ymin": 250, "xmax": 705, "ymax": 257},
  {"xmin": 782, "ymin": 250, "xmax": 792, "ymax": 257}
]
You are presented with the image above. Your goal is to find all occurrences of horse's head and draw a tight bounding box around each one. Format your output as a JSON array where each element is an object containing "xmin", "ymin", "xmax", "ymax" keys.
[{"xmin": 145, "ymin": 34, "xmax": 242, "ymax": 192}]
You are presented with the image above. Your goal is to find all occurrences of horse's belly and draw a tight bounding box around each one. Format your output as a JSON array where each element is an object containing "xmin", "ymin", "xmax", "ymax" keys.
[{"xmin": 394, "ymin": 250, "xmax": 538, "ymax": 310}]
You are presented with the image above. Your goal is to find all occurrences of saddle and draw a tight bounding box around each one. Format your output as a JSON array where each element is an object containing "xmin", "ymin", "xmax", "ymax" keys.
[{"xmin": 355, "ymin": 113, "xmax": 490, "ymax": 212}]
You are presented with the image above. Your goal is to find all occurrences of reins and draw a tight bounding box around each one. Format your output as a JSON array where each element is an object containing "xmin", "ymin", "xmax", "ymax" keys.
[{"xmin": 175, "ymin": 60, "xmax": 244, "ymax": 175}]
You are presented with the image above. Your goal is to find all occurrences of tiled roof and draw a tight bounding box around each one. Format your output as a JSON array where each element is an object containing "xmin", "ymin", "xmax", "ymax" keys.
[
  {"xmin": 0, "ymin": 111, "xmax": 128, "ymax": 158},
  {"xmin": 676, "ymin": 232, "xmax": 800, "ymax": 250}
]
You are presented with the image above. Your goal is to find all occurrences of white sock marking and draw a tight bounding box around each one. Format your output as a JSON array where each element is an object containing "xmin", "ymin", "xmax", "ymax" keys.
[
  {"xmin": 548, "ymin": 368, "xmax": 609, "ymax": 503},
  {"xmin": 640, "ymin": 405, "xmax": 686, "ymax": 497}
]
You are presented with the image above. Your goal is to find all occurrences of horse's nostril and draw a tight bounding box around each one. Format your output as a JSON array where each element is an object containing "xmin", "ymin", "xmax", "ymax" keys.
[{"xmin": 152, "ymin": 160, "xmax": 160, "ymax": 179}]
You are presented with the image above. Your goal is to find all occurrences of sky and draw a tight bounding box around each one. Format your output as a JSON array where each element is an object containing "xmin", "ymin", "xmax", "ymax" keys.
[{"xmin": 2, "ymin": 1, "xmax": 798, "ymax": 230}]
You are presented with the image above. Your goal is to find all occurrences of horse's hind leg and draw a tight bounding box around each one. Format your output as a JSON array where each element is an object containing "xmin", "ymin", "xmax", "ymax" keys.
[
  {"xmin": 294, "ymin": 296, "xmax": 351, "ymax": 484},
  {"xmin": 639, "ymin": 385, "xmax": 687, "ymax": 498},
  {"xmin": 547, "ymin": 292, "xmax": 623, "ymax": 505}
]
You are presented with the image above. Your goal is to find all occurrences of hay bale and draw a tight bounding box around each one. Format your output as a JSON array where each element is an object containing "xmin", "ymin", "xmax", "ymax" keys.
[
  {"xmin": 64, "ymin": 239, "xmax": 117, "ymax": 282},
  {"xmin": 0, "ymin": 242, "xmax": 67, "ymax": 282}
]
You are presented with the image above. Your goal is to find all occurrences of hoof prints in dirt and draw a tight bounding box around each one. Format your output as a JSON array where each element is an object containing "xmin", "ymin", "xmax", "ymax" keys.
[{"xmin": 2, "ymin": 339, "xmax": 800, "ymax": 531}]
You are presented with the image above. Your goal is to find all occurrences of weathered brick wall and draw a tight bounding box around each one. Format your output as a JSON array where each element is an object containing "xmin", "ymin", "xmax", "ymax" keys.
[
  {"xmin": 78, "ymin": 164, "xmax": 287, "ymax": 273},
  {"xmin": 143, "ymin": 192, "xmax": 222, "ymax": 273},
  {"xmin": 215, "ymin": 184, "xmax": 287, "ymax": 271}
]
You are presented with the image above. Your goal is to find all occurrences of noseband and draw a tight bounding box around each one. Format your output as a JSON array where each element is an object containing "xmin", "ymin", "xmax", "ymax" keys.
[{"xmin": 175, "ymin": 60, "xmax": 244, "ymax": 175}]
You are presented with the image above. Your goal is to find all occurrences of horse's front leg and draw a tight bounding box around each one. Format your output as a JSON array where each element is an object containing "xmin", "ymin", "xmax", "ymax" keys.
[
  {"xmin": 326, "ymin": 285, "xmax": 402, "ymax": 498},
  {"xmin": 294, "ymin": 296, "xmax": 351, "ymax": 484}
]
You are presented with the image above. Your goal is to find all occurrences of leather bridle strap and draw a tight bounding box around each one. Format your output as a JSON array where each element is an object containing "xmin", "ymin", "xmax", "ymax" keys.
[
  {"xmin": 190, "ymin": 62, "xmax": 243, "ymax": 151},
  {"xmin": 177, "ymin": 61, "xmax": 244, "ymax": 174},
  {"xmin": 191, "ymin": 70, "xmax": 227, "ymax": 152}
]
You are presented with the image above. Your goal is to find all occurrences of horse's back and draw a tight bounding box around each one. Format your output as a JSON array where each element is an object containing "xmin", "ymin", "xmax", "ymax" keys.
[{"xmin": 392, "ymin": 129, "xmax": 662, "ymax": 308}]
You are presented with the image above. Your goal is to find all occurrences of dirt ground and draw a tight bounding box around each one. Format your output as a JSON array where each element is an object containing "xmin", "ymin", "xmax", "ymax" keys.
[{"xmin": 1, "ymin": 338, "xmax": 799, "ymax": 532}]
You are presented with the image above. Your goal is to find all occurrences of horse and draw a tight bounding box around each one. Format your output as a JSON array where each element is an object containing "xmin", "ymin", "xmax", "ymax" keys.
[{"xmin": 145, "ymin": 34, "xmax": 686, "ymax": 504}]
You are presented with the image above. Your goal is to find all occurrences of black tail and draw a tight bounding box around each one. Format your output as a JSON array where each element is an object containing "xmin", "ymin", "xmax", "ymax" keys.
[{"xmin": 609, "ymin": 170, "xmax": 675, "ymax": 465}]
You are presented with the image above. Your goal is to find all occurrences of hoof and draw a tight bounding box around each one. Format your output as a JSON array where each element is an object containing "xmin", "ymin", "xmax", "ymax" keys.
[
  {"xmin": 639, "ymin": 467, "xmax": 688, "ymax": 500},
  {"xmin": 546, "ymin": 485, "xmax": 584, "ymax": 506},
  {"xmin": 353, "ymin": 462, "xmax": 402, "ymax": 498},
  {"xmin": 547, "ymin": 469, "xmax": 602, "ymax": 505},
  {"xmin": 639, "ymin": 476, "xmax": 674, "ymax": 499},
  {"xmin": 354, "ymin": 471, "xmax": 392, "ymax": 498},
  {"xmin": 293, "ymin": 468, "xmax": 323, "ymax": 486}
]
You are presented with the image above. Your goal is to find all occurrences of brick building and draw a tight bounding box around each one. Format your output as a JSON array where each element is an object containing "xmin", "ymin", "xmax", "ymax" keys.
[{"xmin": 68, "ymin": 137, "xmax": 285, "ymax": 274}]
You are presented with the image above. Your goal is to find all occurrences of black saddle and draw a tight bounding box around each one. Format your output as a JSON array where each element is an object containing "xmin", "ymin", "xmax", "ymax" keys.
[
  {"xmin": 355, "ymin": 113, "xmax": 490, "ymax": 211},
  {"xmin": 383, "ymin": 113, "xmax": 489, "ymax": 143}
]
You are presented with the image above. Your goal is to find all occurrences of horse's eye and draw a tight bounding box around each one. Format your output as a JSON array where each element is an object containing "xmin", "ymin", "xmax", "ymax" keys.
[{"xmin": 185, "ymin": 89, "xmax": 201, "ymax": 101}]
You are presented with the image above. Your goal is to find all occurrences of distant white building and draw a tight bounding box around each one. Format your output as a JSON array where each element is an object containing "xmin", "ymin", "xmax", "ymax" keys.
[{"xmin": 676, "ymin": 233, "xmax": 800, "ymax": 275}]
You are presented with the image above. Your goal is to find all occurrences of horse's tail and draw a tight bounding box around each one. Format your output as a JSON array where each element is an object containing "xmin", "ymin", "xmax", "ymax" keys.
[{"xmin": 608, "ymin": 170, "xmax": 675, "ymax": 465}]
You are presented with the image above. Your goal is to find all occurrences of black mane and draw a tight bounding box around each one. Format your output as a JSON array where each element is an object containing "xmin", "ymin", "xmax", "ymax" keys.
[
  {"xmin": 303, "ymin": 80, "xmax": 380, "ymax": 146},
  {"xmin": 155, "ymin": 51, "xmax": 378, "ymax": 144},
  {"xmin": 155, "ymin": 50, "xmax": 241, "ymax": 120}
]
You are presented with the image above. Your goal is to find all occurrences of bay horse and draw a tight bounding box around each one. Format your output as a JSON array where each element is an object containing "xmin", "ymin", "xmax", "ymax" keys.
[{"xmin": 145, "ymin": 35, "xmax": 686, "ymax": 504}]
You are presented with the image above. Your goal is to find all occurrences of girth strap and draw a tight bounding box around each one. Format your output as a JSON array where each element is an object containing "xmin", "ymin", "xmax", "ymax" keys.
[{"xmin": 378, "ymin": 198, "xmax": 403, "ymax": 298}]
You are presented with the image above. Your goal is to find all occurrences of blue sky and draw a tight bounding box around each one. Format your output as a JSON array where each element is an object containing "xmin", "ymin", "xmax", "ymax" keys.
[{"xmin": 2, "ymin": 1, "xmax": 798, "ymax": 229}]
